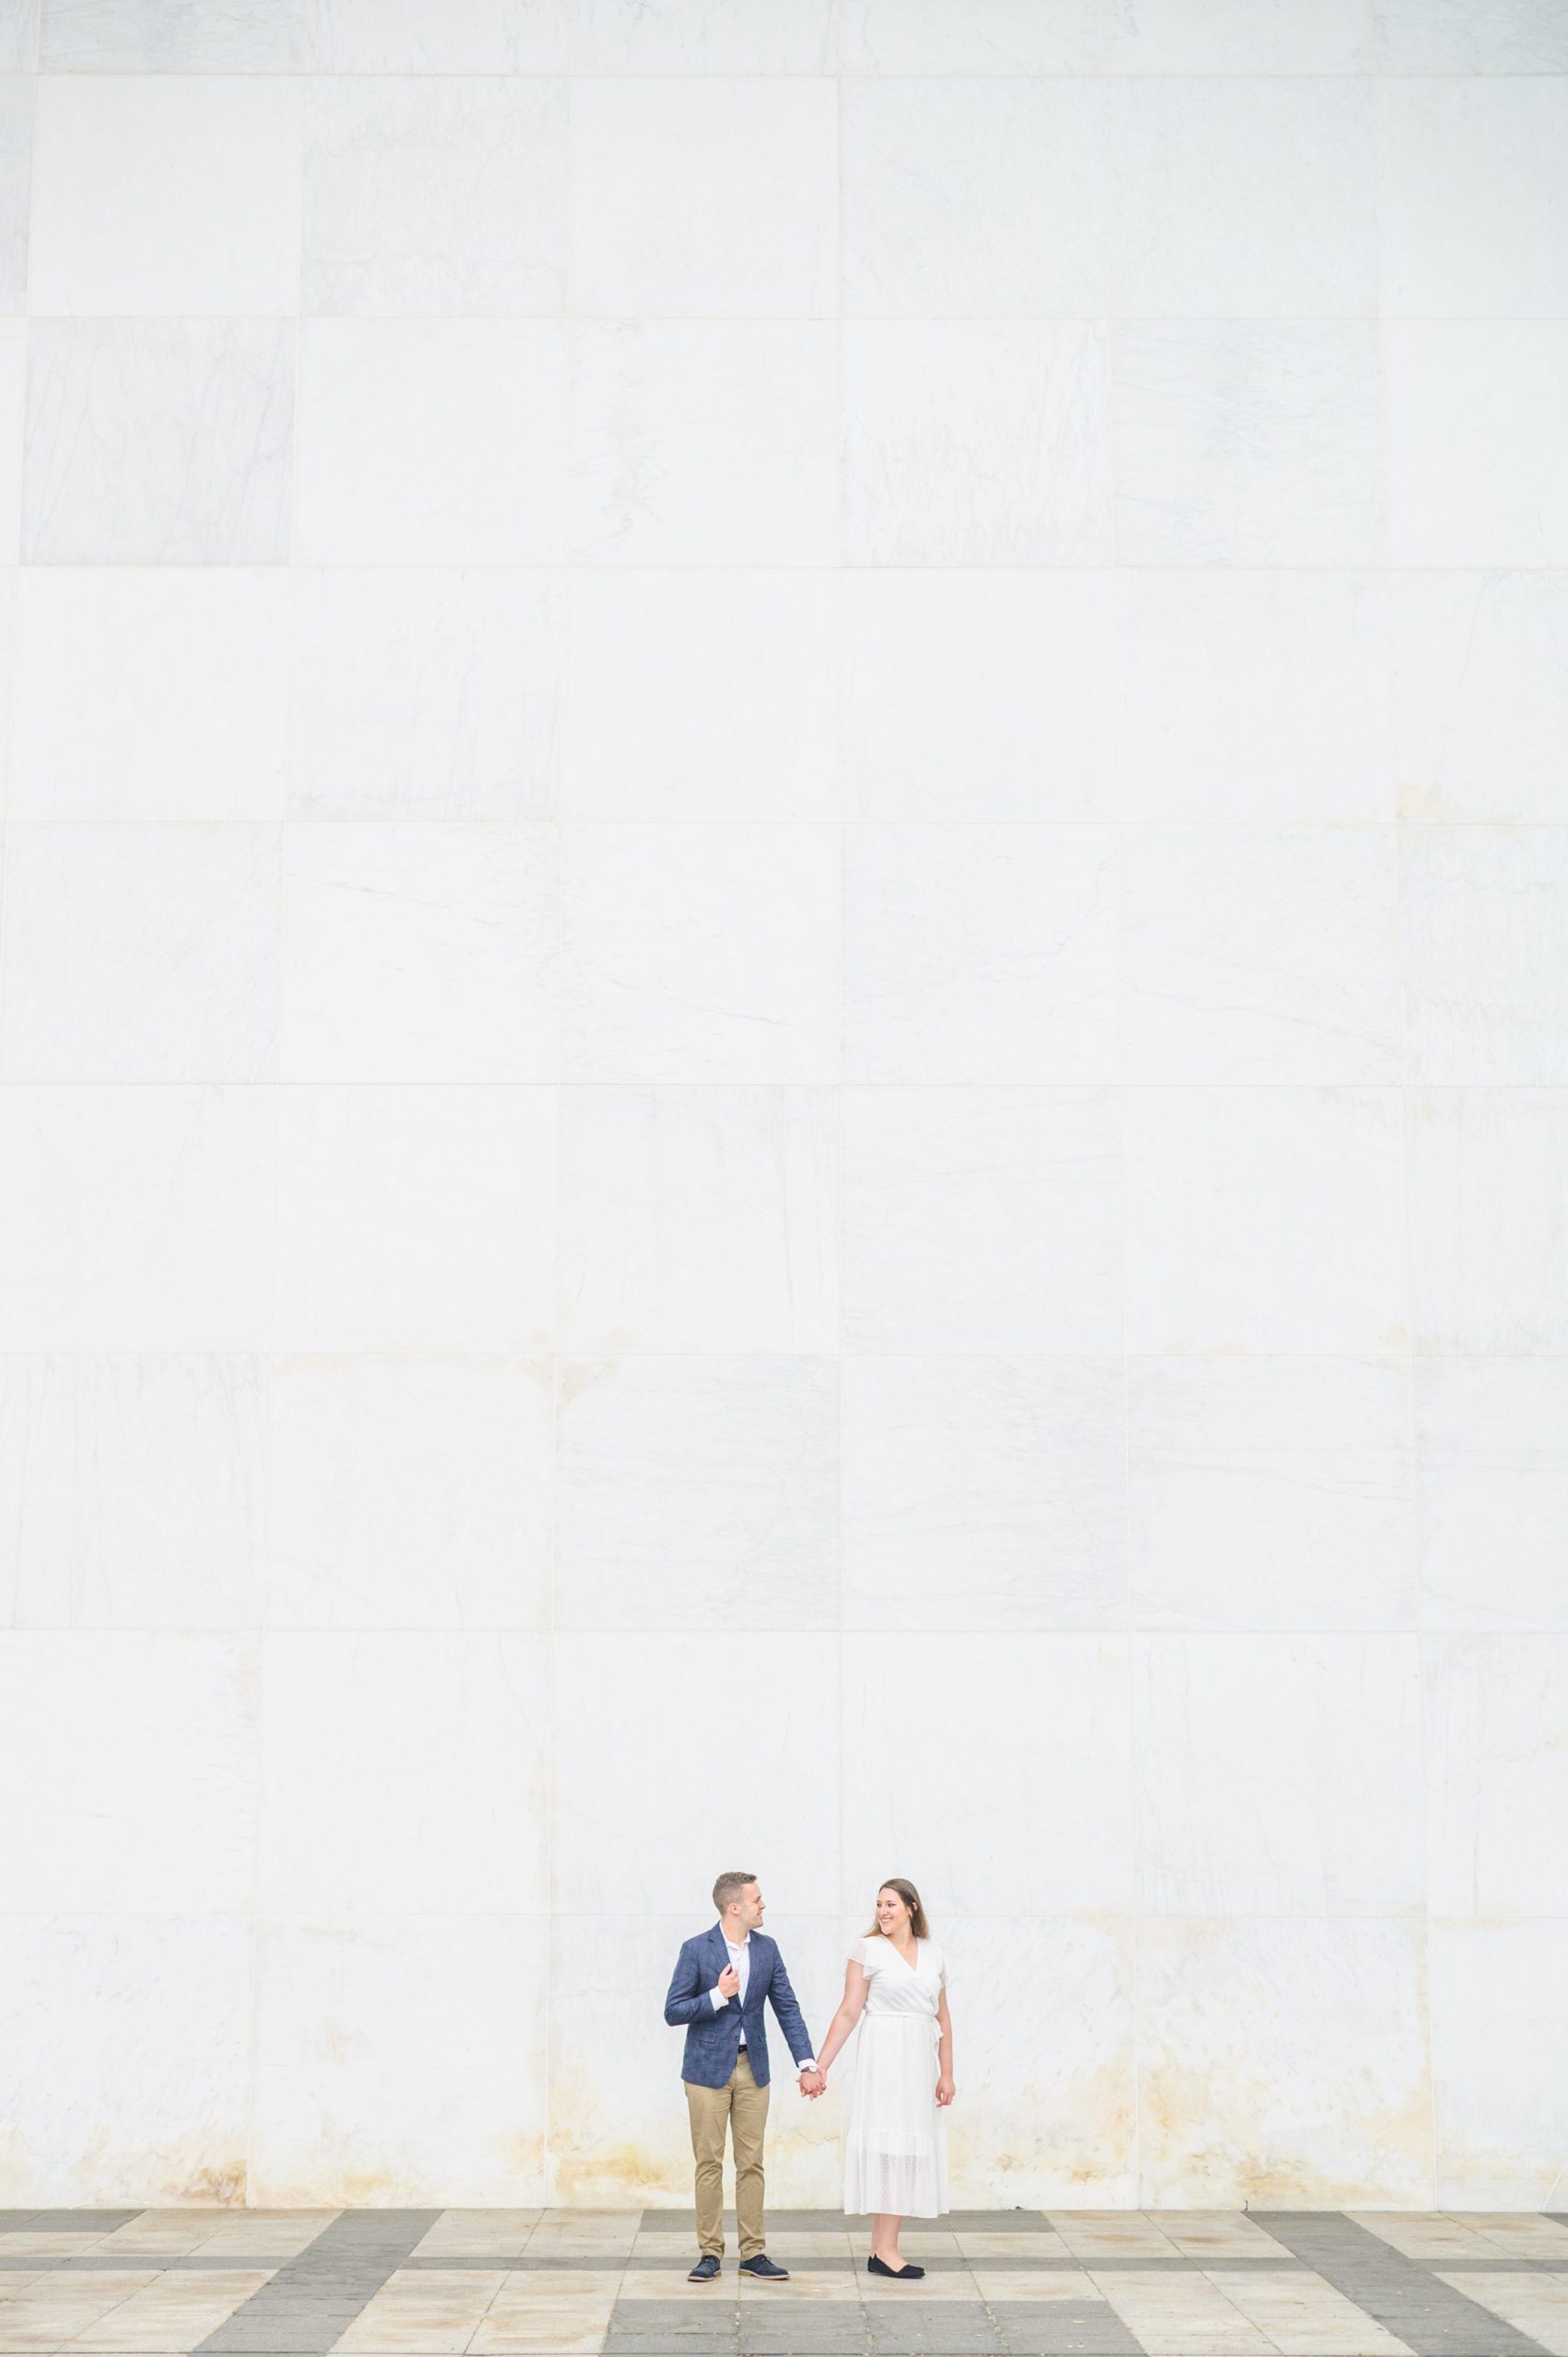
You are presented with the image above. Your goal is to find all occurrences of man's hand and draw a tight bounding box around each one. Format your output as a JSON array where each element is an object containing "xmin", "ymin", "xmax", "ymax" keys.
[
  {"xmin": 717, "ymin": 1966, "xmax": 741, "ymax": 2000},
  {"xmin": 799, "ymin": 2068, "xmax": 826, "ymax": 2099}
]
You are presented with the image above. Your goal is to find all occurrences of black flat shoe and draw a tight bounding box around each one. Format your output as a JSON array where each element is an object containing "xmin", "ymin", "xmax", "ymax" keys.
[
  {"xmin": 868, "ymin": 2255, "xmax": 924, "ymax": 2280},
  {"xmin": 688, "ymin": 2255, "xmax": 721, "ymax": 2281},
  {"xmin": 739, "ymin": 2254, "xmax": 790, "ymax": 2279}
]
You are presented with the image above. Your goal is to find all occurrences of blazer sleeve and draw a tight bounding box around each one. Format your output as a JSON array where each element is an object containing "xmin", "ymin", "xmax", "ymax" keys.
[
  {"xmin": 764, "ymin": 1944, "xmax": 815, "ymax": 2067},
  {"xmin": 664, "ymin": 1940, "xmax": 714, "ymax": 2027}
]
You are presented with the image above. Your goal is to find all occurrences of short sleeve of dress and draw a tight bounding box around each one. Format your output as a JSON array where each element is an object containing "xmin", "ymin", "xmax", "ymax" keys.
[
  {"xmin": 849, "ymin": 1937, "xmax": 874, "ymax": 1972},
  {"xmin": 937, "ymin": 1950, "xmax": 947, "ymax": 1989}
]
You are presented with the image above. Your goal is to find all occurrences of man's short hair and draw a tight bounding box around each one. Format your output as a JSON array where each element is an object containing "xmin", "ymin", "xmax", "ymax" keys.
[{"xmin": 713, "ymin": 1870, "xmax": 757, "ymax": 1912}]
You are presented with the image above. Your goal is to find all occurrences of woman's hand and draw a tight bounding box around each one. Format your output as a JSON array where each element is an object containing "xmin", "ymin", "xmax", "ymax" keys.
[{"xmin": 936, "ymin": 2073, "xmax": 956, "ymax": 2107}]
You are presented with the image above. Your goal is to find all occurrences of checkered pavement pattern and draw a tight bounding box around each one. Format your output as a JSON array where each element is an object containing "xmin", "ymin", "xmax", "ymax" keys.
[{"xmin": 4, "ymin": 2209, "xmax": 1568, "ymax": 2356}]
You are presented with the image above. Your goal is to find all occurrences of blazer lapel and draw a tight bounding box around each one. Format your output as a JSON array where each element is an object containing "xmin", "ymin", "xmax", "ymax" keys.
[{"xmin": 707, "ymin": 1922, "xmax": 732, "ymax": 2000}]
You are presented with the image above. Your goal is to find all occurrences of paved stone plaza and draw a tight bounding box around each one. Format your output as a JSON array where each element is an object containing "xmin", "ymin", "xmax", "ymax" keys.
[{"xmin": 4, "ymin": 2211, "xmax": 1568, "ymax": 2357}]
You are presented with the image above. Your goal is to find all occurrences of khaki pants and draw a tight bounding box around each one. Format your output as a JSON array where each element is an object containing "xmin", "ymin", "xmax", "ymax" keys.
[{"xmin": 686, "ymin": 2049, "xmax": 770, "ymax": 2258}]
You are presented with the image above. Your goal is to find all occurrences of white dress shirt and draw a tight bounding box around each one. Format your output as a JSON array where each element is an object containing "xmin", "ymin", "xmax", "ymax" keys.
[{"xmin": 709, "ymin": 1928, "xmax": 815, "ymax": 2073}]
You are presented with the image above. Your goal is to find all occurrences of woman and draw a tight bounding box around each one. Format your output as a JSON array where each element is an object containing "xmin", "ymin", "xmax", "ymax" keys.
[{"xmin": 811, "ymin": 1877, "xmax": 955, "ymax": 2279}]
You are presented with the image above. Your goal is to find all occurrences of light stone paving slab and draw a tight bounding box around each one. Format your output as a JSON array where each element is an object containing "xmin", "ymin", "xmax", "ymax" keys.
[
  {"xmin": 1049, "ymin": 2218, "xmax": 1183, "ymax": 2260},
  {"xmin": 972, "ymin": 2268, "xmax": 1108, "ymax": 2302},
  {"xmin": 1088, "ymin": 2266, "xmax": 1278, "ymax": 2355}
]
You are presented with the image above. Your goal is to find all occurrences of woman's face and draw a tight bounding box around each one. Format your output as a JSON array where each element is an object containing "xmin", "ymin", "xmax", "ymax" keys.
[{"xmin": 876, "ymin": 1887, "xmax": 911, "ymax": 1935}]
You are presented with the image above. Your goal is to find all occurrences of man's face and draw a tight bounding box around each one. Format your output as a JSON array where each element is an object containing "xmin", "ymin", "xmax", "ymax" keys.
[{"xmin": 736, "ymin": 1882, "xmax": 765, "ymax": 1932}]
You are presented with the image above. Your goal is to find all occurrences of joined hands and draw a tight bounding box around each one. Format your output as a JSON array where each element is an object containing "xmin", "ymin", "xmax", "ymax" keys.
[{"xmin": 798, "ymin": 2067, "xmax": 826, "ymax": 2099}]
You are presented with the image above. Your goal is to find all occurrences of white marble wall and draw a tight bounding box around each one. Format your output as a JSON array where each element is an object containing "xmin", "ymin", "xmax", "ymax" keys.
[{"xmin": 0, "ymin": 0, "xmax": 1565, "ymax": 2215}]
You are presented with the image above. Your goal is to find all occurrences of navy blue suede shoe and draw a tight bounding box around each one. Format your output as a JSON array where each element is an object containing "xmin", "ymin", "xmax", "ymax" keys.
[
  {"xmin": 738, "ymin": 2254, "xmax": 790, "ymax": 2279},
  {"xmin": 688, "ymin": 2255, "xmax": 721, "ymax": 2281}
]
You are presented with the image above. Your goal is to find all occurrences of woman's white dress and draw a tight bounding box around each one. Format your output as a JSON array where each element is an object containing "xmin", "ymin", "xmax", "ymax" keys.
[{"xmin": 842, "ymin": 1935, "xmax": 948, "ymax": 2218}]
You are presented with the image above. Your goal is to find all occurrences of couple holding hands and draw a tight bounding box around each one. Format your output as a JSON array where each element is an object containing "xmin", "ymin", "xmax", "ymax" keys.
[{"xmin": 663, "ymin": 1872, "xmax": 955, "ymax": 2284}]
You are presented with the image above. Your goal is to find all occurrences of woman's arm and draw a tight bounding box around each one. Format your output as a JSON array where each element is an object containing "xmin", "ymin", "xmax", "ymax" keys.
[
  {"xmin": 935, "ymin": 1987, "xmax": 955, "ymax": 2106},
  {"xmin": 812, "ymin": 1961, "xmax": 869, "ymax": 2076}
]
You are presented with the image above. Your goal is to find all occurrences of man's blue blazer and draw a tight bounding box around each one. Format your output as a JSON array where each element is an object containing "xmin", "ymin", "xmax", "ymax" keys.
[{"xmin": 664, "ymin": 1923, "xmax": 814, "ymax": 2090}]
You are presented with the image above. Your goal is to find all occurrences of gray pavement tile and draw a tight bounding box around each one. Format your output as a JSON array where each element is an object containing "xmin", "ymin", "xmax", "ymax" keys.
[{"xmin": 989, "ymin": 2301, "xmax": 1143, "ymax": 2356}]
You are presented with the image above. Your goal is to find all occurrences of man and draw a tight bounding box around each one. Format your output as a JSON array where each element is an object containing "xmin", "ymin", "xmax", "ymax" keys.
[{"xmin": 664, "ymin": 1871, "xmax": 824, "ymax": 2282}]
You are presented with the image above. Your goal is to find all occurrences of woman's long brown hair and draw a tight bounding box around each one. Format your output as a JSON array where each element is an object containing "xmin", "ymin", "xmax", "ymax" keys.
[{"xmin": 864, "ymin": 1877, "xmax": 930, "ymax": 1941}]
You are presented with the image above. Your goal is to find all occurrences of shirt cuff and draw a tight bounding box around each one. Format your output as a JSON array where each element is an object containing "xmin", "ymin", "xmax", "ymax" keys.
[
  {"xmin": 709, "ymin": 1986, "xmax": 727, "ymax": 2010},
  {"xmin": 797, "ymin": 2056, "xmax": 817, "ymax": 2073}
]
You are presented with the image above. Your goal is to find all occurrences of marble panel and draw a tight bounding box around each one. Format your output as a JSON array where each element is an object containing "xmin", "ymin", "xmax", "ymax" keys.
[
  {"xmin": 265, "ymin": 1356, "xmax": 552, "ymax": 1631},
  {"xmin": 1430, "ymin": 1922, "xmax": 1568, "ymax": 2209},
  {"xmin": 1378, "ymin": 80, "xmax": 1568, "ymax": 318},
  {"xmin": 558, "ymin": 1086, "xmax": 836, "ymax": 1354},
  {"xmin": 22, "ymin": 319, "xmax": 292, "ymax": 563},
  {"xmin": 552, "ymin": 1635, "xmax": 838, "ymax": 1917},
  {"xmin": 1425, "ymin": 1635, "xmax": 1568, "ymax": 1918},
  {"xmin": 1123, "ymin": 825, "xmax": 1400, "ymax": 1084},
  {"xmin": 1118, "ymin": 573, "xmax": 1391, "ymax": 824},
  {"xmin": 0, "ymin": 1915, "xmax": 251, "ymax": 2206},
  {"xmin": 1111, "ymin": 322, "xmax": 1380, "ymax": 566},
  {"xmin": 0, "ymin": 316, "xmax": 21, "ymax": 548},
  {"xmin": 843, "ymin": 322, "xmax": 1111, "ymax": 565},
  {"xmin": 1128, "ymin": 1357, "xmax": 1415, "ymax": 1632},
  {"xmin": 555, "ymin": 1356, "xmax": 838, "ymax": 1631},
  {"xmin": 1137, "ymin": 1915, "xmax": 1433, "ymax": 2206},
  {"xmin": 0, "ymin": 1086, "xmax": 276, "ymax": 1351},
  {"xmin": 0, "ymin": 0, "xmax": 29, "ymax": 66},
  {"xmin": 0, "ymin": 76, "xmax": 30, "ymax": 310},
  {"xmin": 0, "ymin": 1632, "xmax": 257, "ymax": 1912},
  {"xmin": 573, "ymin": 79, "xmax": 832, "ymax": 319},
  {"xmin": 1415, "ymin": 1360, "xmax": 1568, "ymax": 1631},
  {"xmin": 1111, "ymin": 0, "xmax": 1371, "ymax": 71},
  {"xmin": 281, "ymin": 823, "xmax": 557, "ymax": 1084},
  {"xmin": 1125, "ymin": 1087, "xmax": 1407, "ymax": 1355},
  {"xmin": 562, "ymin": 823, "xmax": 838, "ymax": 1084},
  {"xmin": 570, "ymin": 321, "xmax": 836, "ymax": 564},
  {"xmin": 260, "ymin": 1633, "xmax": 548, "ymax": 1914},
  {"xmin": 842, "ymin": 78, "xmax": 1105, "ymax": 319},
  {"xmin": 1392, "ymin": 574, "xmax": 1568, "ymax": 825},
  {"xmin": 842, "ymin": 1087, "xmax": 1121, "ymax": 1354},
  {"xmin": 10, "ymin": 570, "xmax": 290, "ymax": 821},
  {"xmin": 845, "ymin": 824, "xmax": 1118, "ymax": 1084},
  {"xmin": 1110, "ymin": 80, "xmax": 1374, "ymax": 319},
  {"xmin": 296, "ymin": 320, "xmax": 567, "ymax": 564},
  {"xmin": 29, "ymin": 75, "xmax": 299, "ymax": 313},
  {"xmin": 547, "ymin": 1911, "xmax": 842, "ymax": 2207},
  {"xmin": 291, "ymin": 570, "xmax": 563, "ymax": 823},
  {"xmin": 0, "ymin": 1354, "xmax": 266, "ymax": 1630},
  {"xmin": 306, "ymin": 0, "xmax": 573, "ymax": 69},
  {"xmin": 0, "ymin": 823, "xmax": 280, "ymax": 1082},
  {"xmin": 842, "ymin": 0, "xmax": 1106, "ymax": 73},
  {"xmin": 842, "ymin": 572, "xmax": 1115, "ymax": 823},
  {"xmin": 40, "ymin": 0, "xmax": 306, "ymax": 67},
  {"xmin": 274, "ymin": 1085, "xmax": 555, "ymax": 1353},
  {"xmin": 1133, "ymin": 1635, "xmax": 1424, "ymax": 1914},
  {"xmin": 571, "ymin": 0, "xmax": 836, "ymax": 72},
  {"xmin": 1374, "ymin": 0, "xmax": 1568, "ymax": 71},
  {"xmin": 566, "ymin": 572, "xmax": 835, "ymax": 822},
  {"xmin": 842, "ymin": 1633, "xmax": 1134, "ymax": 1914},
  {"xmin": 1387, "ymin": 323, "xmax": 1568, "ymax": 567},
  {"xmin": 842, "ymin": 1356, "xmax": 1127, "ymax": 1630},
  {"xmin": 251, "ymin": 1917, "xmax": 549, "ymax": 2205},
  {"xmin": 1408, "ymin": 1087, "xmax": 1568, "ymax": 1354},
  {"xmin": 1400, "ymin": 826, "xmax": 1568, "ymax": 1085},
  {"xmin": 937, "ymin": 1921, "xmax": 1135, "ymax": 2203},
  {"xmin": 304, "ymin": 78, "xmax": 566, "ymax": 316}
]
